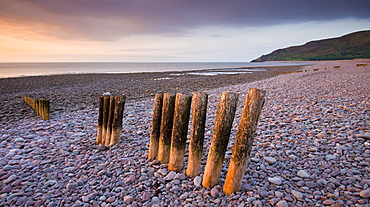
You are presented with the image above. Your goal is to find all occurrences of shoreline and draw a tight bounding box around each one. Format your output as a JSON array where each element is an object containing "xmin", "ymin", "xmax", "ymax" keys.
[
  {"xmin": 0, "ymin": 64, "xmax": 305, "ymax": 81},
  {"xmin": 0, "ymin": 59, "xmax": 369, "ymax": 206},
  {"xmin": 1, "ymin": 59, "xmax": 368, "ymax": 124},
  {"xmin": 0, "ymin": 64, "xmax": 304, "ymax": 123},
  {"xmin": 0, "ymin": 62, "xmax": 311, "ymax": 79}
]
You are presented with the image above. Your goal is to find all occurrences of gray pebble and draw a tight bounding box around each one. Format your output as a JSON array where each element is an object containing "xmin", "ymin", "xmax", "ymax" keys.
[
  {"xmin": 66, "ymin": 182, "xmax": 78, "ymax": 189},
  {"xmin": 297, "ymin": 170, "xmax": 310, "ymax": 178},
  {"xmin": 194, "ymin": 176, "xmax": 202, "ymax": 187},
  {"xmin": 264, "ymin": 157, "xmax": 276, "ymax": 164}
]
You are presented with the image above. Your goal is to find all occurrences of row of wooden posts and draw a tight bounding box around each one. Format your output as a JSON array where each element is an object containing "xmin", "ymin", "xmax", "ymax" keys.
[
  {"xmin": 23, "ymin": 96, "xmax": 50, "ymax": 120},
  {"xmin": 148, "ymin": 88, "xmax": 265, "ymax": 195},
  {"xmin": 24, "ymin": 88, "xmax": 264, "ymax": 195},
  {"xmin": 95, "ymin": 95, "xmax": 126, "ymax": 146}
]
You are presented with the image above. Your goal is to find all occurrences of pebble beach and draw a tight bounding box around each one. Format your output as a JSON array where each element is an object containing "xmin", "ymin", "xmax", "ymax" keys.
[{"xmin": 0, "ymin": 59, "xmax": 369, "ymax": 206}]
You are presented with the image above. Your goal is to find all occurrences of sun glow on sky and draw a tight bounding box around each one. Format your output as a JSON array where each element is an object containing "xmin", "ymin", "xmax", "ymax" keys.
[{"xmin": 0, "ymin": 0, "xmax": 369, "ymax": 62}]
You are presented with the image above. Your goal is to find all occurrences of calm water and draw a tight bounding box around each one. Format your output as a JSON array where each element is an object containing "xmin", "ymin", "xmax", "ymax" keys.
[{"xmin": 0, "ymin": 62, "xmax": 308, "ymax": 79}]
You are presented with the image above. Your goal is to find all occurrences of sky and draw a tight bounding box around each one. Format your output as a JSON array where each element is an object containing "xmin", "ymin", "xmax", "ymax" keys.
[{"xmin": 0, "ymin": 0, "xmax": 369, "ymax": 62}]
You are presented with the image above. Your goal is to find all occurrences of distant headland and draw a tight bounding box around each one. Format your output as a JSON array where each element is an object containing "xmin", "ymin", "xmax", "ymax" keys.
[{"xmin": 252, "ymin": 30, "xmax": 370, "ymax": 62}]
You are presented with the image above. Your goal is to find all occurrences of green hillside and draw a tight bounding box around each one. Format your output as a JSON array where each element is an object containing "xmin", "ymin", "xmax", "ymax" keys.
[{"xmin": 252, "ymin": 30, "xmax": 370, "ymax": 62}]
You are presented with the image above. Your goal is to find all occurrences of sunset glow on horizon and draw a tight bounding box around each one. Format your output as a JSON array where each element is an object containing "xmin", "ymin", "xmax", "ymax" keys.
[{"xmin": 1, "ymin": 0, "xmax": 369, "ymax": 62}]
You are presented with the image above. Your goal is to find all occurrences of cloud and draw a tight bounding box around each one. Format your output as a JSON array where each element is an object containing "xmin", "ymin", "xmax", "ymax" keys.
[{"xmin": 0, "ymin": 0, "xmax": 369, "ymax": 41}]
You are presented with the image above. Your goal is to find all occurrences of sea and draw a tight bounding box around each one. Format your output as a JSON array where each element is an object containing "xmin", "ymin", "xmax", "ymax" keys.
[{"xmin": 0, "ymin": 62, "xmax": 309, "ymax": 79}]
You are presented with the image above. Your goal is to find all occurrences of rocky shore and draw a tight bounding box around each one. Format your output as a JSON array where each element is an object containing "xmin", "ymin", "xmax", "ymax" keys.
[
  {"xmin": 0, "ymin": 59, "xmax": 369, "ymax": 206},
  {"xmin": 0, "ymin": 64, "xmax": 302, "ymax": 121}
]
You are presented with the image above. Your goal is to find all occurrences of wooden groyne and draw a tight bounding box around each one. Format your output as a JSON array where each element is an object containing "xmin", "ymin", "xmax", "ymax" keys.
[
  {"xmin": 186, "ymin": 92, "xmax": 208, "ymax": 177},
  {"xmin": 96, "ymin": 95, "xmax": 126, "ymax": 147},
  {"xmin": 148, "ymin": 89, "xmax": 265, "ymax": 194},
  {"xmin": 23, "ymin": 96, "xmax": 50, "ymax": 120},
  {"xmin": 223, "ymin": 88, "xmax": 265, "ymax": 195},
  {"xmin": 202, "ymin": 92, "xmax": 239, "ymax": 188}
]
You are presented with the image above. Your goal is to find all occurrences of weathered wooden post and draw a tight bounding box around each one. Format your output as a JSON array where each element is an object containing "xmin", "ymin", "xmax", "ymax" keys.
[
  {"xmin": 96, "ymin": 94, "xmax": 126, "ymax": 146},
  {"xmin": 157, "ymin": 93, "xmax": 176, "ymax": 164},
  {"xmin": 186, "ymin": 92, "xmax": 208, "ymax": 177},
  {"xmin": 223, "ymin": 88, "xmax": 265, "ymax": 195},
  {"xmin": 104, "ymin": 96, "xmax": 115, "ymax": 145},
  {"xmin": 23, "ymin": 97, "xmax": 34, "ymax": 109},
  {"xmin": 148, "ymin": 94, "xmax": 164, "ymax": 159},
  {"xmin": 101, "ymin": 95, "xmax": 110, "ymax": 145},
  {"xmin": 36, "ymin": 99, "xmax": 50, "ymax": 120},
  {"xmin": 109, "ymin": 95, "xmax": 126, "ymax": 146},
  {"xmin": 23, "ymin": 97, "xmax": 50, "ymax": 120},
  {"xmin": 168, "ymin": 93, "xmax": 192, "ymax": 172},
  {"xmin": 202, "ymin": 92, "xmax": 239, "ymax": 189},
  {"xmin": 96, "ymin": 96, "xmax": 104, "ymax": 144}
]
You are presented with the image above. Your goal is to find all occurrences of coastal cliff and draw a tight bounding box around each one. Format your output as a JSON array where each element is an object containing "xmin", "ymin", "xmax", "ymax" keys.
[{"xmin": 252, "ymin": 30, "xmax": 370, "ymax": 62}]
